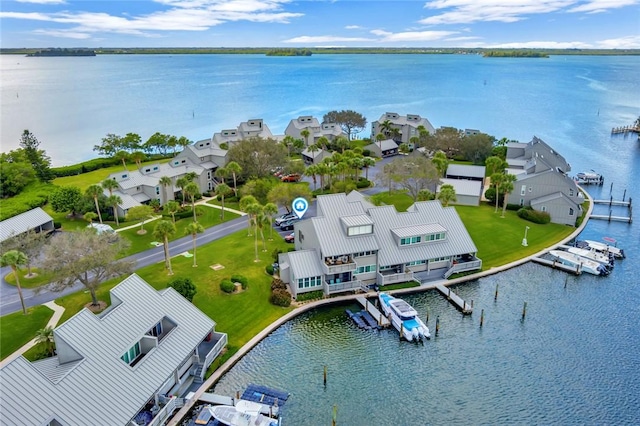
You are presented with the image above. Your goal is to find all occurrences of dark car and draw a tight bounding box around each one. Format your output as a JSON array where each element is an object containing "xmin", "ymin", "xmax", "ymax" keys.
[
  {"xmin": 284, "ymin": 232, "xmax": 295, "ymax": 243},
  {"xmin": 279, "ymin": 218, "xmax": 299, "ymax": 231}
]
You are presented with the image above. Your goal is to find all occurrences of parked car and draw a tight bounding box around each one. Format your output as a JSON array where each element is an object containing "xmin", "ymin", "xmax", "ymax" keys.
[
  {"xmin": 279, "ymin": 218, "xmax": 299, "ymax": 231},
  {"xmin": 284, "ymin": 232, "xmax": 295, "ymax": 243},
  {"xmin": 274, "ymin": 212, "xmax": 296, "ymax": 226},
  {"xmin": 281, "ymin": 174, "xmax": 301, "ymax": 182}
]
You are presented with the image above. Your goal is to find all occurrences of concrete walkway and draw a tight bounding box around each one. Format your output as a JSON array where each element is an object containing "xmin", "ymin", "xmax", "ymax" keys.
[{"xmin": 0, "ymin": 301, "xmax": 65, "ymax": 368}]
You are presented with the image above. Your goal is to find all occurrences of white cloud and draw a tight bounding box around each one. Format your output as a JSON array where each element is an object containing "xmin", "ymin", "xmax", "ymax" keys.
[
  {"xmin": 345, "ymin": 25, "xmax": 363, "ymax": 29},
  {"xmin": 0, "ymin": 0, "xmax": 303, "ymax": 39},
  {"xmin": 419, "ymin": 0, "xmax": 638, "ymax": 24},
  {"xmin": 371, "ymin": 29, "xmax": 458, "ymax": 42},
  {"xmin": 596, "ymin": 34, "xmax": 640, "ymax": 48},
  {"xmin": 16, "ymin": 0, "xmax": 66, "ymax": 4},
  {"xmin": 568, "ymin": 0, "xmax": 639, "ymax": 13},
  {"xmin": 32, "ymin": 29, "xmax": 90, "ymax": 39},
  {"xmin": 283, "ymin": 35, "xmax": 373, "ymax": 43},
  {"xmin": 486, "ymin": 40, "xmax": 592, "ymax": 48},
  {"xmin": 445, "ymin": 36, "xmax": 482, "ymax": 42}
]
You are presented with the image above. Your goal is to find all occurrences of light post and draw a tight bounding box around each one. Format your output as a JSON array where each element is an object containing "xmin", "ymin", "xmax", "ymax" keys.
[{"xmin": 522, "ymin": 226, "xmax": 530, "ymax": 247}]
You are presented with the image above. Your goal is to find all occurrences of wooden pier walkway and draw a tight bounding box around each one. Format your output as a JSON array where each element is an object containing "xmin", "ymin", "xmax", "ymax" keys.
[
  {"xmin": 611, "ymin": 125, "xmax": 640, "ymax": 135},
  {"xmin": 531, "ymin": 257, "xmax": 581, "ymax": 275},
  {"xmin": 590, "ymin": 213, "xmax": 632, "ymax": 223},
  {"xmin": 593, "ymin": 199, "xmax": 631, "ymax": 207},
  {"xmin": 435, "ymin": 284, "xmax": 473, "ymax": 315},
  {"xmin": 356, "ymin": 296, "xmax": 390, "ymax": 327}
]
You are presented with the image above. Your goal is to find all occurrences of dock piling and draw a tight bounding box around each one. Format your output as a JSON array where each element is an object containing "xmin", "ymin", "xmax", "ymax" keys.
[
  {"xmin": 323, "ymin": 365, "xmax": 327, "ymax": 387},
  {"xmin": 480, "ymin": 309, "xmax": 484, "ymax": 327},
  {"xmin": 435, "ymin": 316, "xmax": 440, "ymax": 336},
  {"xmin": 521, "ymin": 302, "xmax": 527, "ymax": 321},
  {"xmin": 494, "ymin": 284, "xmax": 499, "ymax": 301}
]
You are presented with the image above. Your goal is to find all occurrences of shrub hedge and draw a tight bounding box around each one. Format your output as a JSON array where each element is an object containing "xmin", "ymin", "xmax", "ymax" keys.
[
  {"xmin": 517, "ymin": 207, "xmax": 551, "ymax": 224},
  {"xmin": 231, "ymin": 274, "xmax": 248, "ymax": 289},
  {"xmin": 220, "ymin": 279, "xmax": 235, "ymax": 293},
  {"xmin": 270, "ymin": 288, "xmax": 291, "ymax": 307}
]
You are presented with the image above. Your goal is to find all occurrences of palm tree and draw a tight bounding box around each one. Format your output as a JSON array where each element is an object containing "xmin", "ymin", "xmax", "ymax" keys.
[
  {"xmin": 83, "ymin": 211, "xmax": 97, "ymax": 225},
  {"xmin": 307, "ymin": 144, "xmax": 320, "ymax": 164},
  {"xmin": 263, "ymin": 202, "xmax": 278, "ymax": 240},
  {"xmin": 114, "ymin": 150, "xmax": 129, "ymax": 170},
  {"xmin": 491, "ymin": 172, "xmax": 505, "ymax": 213},
  {"xmin": 175, "ymin": 176, "xmax": 189, "ymax": 205},
  {"xmin": 215, "ymin": 166, "xmax": 229, "ymax": 185},
  {"xmin": 431, "ymin": 150, "xmax": 449, "ymax": 178},
  {"xmin": 379, "ymin": 119, "xmax": 393, "ymax": 138},
  {"xmin": 300, "ymin": 128, "xmax": 311, "ymax": 146},
  {"xmin": 159, "ymin": 176, "xmax": 173, "ymax": 204},
  {"xmin": 185, "ymin": 221, "xmax": 204, "ymax": 268},
  {"xmin": 317, "ymin": 136, "xmax": 329, "ymax": 151},
  {"xmin": 106, "ymin": 194, "xmax": 122, "ymax": 226},
  {"xmin": 1, "ymin": 250, "xmax": 28, "ymax": 314},
  {"xmin": 305, "ymin": 164, "xmax": 319, "ymax": 190},
  {"xmin": 437, "ymin": 184, "xmax": 457, "ymax": 207},
  {"xmin": 239, "ymin": 195, "xmax": 258, "ymax": 236},
  {"xmin": 316, "ymin": 163, "xmax": 329, "ymax": 193},
  {"xmin": 163, "ymin": 200, "xmax": 180, "ymax": 223},
  {"xmin": 500, "ymin": 174, "xmax": 518, "ymax": 218},
  {"xmin": 153, "ymin": 220, "xmax": 176, "ymax": 275},
  {"xmin": 282, "ymin": 135, "xmax": 295, "ymax": 158},
  {"xmin": 85, "ymin": 184, "xmax": 103, "ymax": 224},
  {"xmin": 225, "ymin": 161, "xmax": 242, "ymax": 196},
  {"xmin": 130, "ymin": 151, "xmax": 146, "ymax": 169},
  {"xmin": 335, "ymin": 136, "xmax": 349, "ymax": 153},
  {"xmin": 101, "ymin": 178, "xmax": 119, "ymax": 196},
  {"xmin": 245, "ymin": 203, "xmax": 263, "ymax": 261},
  {"xmin": 183, "ymin": 182, "xmax": 200, "ymax": 221},
  {"xmin": 35, "ymin": 326, "xmax": 55, "ymax": 357},
  {"xmin": 362, "ymin": 157, "xmax": 376, "ymax": 181},
  {"xmin": 215, "ymin": 183, "xmax": 231, "ymax": 219},
  {"xmin": 375, "ymin": 133, "xmax": 386, "ymax": 152}
]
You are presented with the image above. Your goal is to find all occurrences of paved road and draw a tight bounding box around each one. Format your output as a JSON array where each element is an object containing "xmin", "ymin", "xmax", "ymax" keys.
[{"xmin": 1, "ymin": 156, "xmax": 391, "ymax": 315}]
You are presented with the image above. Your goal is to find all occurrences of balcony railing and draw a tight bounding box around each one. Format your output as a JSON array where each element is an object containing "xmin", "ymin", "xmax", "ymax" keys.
[
  {"xmin": 377, "ymin": 271, "xmax": 415, "ymax": 286},
  {"xmin": 323, "ymin": 279, "xmax": 362, "ymax": 294},
  {"xmin": 201, "ymin": 333, "xmax": 228, "ymax": 379},
  {"xmin": 148, "ymin": 396, "xmax": 184, "ymax": 426},
  {"xmin": 443, "ymin": 259, "xmax": 483, "ymax": 279},
  {"xmin": 323, "ymin": 257, "xmax": 356, "ymax": 275}
]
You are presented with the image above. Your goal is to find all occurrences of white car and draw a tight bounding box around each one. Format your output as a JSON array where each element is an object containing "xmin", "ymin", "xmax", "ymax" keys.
[{"xmin": 274, "ymin": 212, "xmax": 296, "ymax": 225}]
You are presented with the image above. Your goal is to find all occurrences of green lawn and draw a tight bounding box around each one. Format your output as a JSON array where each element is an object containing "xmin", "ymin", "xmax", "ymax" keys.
[
  {"xmin": 3, "ymin": 268, "xmax": 54, "ymax": 289},
  {"xmin": 369, "ymin": 191, "xmax": 415, "ymax": 212},
  {"xmin": 53, "ymin": 158, "xmax": 170, "ymax": 192},
  {"xmin": 0, "ymin": 305, "xmax": 53, "ymax": 360}
]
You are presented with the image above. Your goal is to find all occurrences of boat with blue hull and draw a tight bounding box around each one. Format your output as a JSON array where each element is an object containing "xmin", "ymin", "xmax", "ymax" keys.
[{"xmin": 378, "ymin": 292, "xmax": 430, "ymax": 342}]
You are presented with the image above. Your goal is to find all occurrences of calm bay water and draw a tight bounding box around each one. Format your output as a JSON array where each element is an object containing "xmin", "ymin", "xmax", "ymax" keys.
[{"xmin": 2, "ymin": 54, "xmax": 639, "ymax": 424}]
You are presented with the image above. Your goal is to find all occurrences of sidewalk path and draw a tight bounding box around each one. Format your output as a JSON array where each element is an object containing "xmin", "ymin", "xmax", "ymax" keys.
[{"xmin": 0, "ymin": 301, "xmax": 65, "ymax": 367}]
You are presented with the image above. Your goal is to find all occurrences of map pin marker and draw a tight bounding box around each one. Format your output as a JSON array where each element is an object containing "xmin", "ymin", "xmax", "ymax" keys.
[{"xmin": 292, "ymin": 197, "xmax": 308, "ymax": 219}]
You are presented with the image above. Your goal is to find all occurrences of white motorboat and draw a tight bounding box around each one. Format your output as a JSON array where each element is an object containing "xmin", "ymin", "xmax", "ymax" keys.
[
  {"xmin": 578, "ymin": 240, "xmax": 625, "ymax": 259},
  {"xmin": 549, "ymin": 250, "xmax": 610, "ymax": 276},
  {"xmin": 378, "ymin": 292, "xmax": 430, "ymax": 342},
  {"xmin": 565, "ymin": 247, "xmax": 614, "ymax": 268},
  {"xmin": 574, "ymin": 171, "xmax": 603, "ymax": 185},
  {"xmin": 209, "ymin": 400, "xmax": 280, "ymax": 426}
]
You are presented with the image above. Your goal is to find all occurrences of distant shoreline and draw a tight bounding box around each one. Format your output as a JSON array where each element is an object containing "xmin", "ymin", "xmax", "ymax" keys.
[{"xmin": 2, "ymin": 47, "xmax": 640, "ymax": 56}]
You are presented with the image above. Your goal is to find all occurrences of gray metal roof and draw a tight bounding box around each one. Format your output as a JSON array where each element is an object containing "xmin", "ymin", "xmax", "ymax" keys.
[
  {"xmin": 0, "ymin": 274, "xmax": 215, "ymax": 426},
  {"xmin": 0, "ymin": 207, "xmax": 54, "ymax": 243},
  {"xmin": 391, "ymin": 223, "xmax": 446, "ymax": 239},
  {"xmin": 340, "ymin": 214, "xmax": 374, "ymax": 227},
  {"xmin": 345, "ymin": 190, "xmax": 376, "ymax": 211},
  {"xmin": 439, "ymin": 178, "xmax": 482, "ymax": 197},
  {"xmin": 115, "ymin": 190, "xmax": 142, "ymax": 210},
  {"xmin": 313, "ymin": 194, "xmax": 378, "ymax": 257},
  {"xmin": 288, "ymin": 249, "xmax": 324, "ymax": 279},
  {"xmin": 531, "ymin": 191, "xmax": 581, "ymax": 209},
  {"xmin": 446, "ymin": 164, "xmax": 485, "ymax": 179},
  {"xmin": 370, "ymin": 201, "xmax": 478, "ymax": 267}
]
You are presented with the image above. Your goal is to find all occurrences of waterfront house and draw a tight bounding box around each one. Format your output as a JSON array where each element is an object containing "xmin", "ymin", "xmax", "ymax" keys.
[
  {"xmin": 0, "ymin": 207, "xmax": 54, "ymax": 243},
  {"xmin": 278, "ymin": 192, "xmax": 481, "ymax": 298},
  {"xmin": 212, "ymin": 118, "xmax": 274, "ymax": 148},
  {"xmin": 284, "ymin": 116, "xmax": 346, "ymax": 145},
  {"xmin": 0, "ymin": 274, "xmax": 227, "ymax": 426},
  {"xmin": 506, "ymin": 136, "xmax": 582, "ymax": 225},
  {"xmin": 437, "ymin": 164, "xmax": 486, "ymax": 206},
  {"xmin": 371, "ymin": 112, "xmax": 436, "ymax": 145},
  {"xmin": 301, "ymin": 146, "xmax": 333, "ymax": 165}
]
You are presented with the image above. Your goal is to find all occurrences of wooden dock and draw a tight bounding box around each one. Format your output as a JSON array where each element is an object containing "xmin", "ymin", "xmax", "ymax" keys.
[
  {"xmin": 531, "ymin": 257, "xmax": 581, "ymax": 275},
  {"xmin": 593, "ymin": 199, "xmax": 631, "ymax": 207},
  {"xmin": 611, "ymin": 125, "xmax": 640, "ymax": 135},
  {"xmin": 590, "ymin": 213, "xmax": 632, "ymax": 223},
  {"xmin": 435, "ymin": 284, "xmax": 472, "ymax": 315},
  {"xmin": 356, "ymin": 296, "xmax": 390, "ymax": 327}
]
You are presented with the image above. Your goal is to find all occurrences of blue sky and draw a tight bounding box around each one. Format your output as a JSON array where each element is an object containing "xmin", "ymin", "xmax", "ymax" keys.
[{"xmin": 1, "ymin": 0, "xmax": 639, "ymax": 49}]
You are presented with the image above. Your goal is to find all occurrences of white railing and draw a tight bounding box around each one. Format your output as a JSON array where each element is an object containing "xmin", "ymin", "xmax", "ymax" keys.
[
  {"xmin": 377, "ymin": 271, "xmax": 415, "ymax": 285},
  {"xmin": 323, "ymin": 279, "xmax": 362, "ymax": 294},
  {"xmin": 322, "ymin": 261, "xmax": 357, "ymax": 275},
  {"xmin": 443, "ymin": 259, "xmax": 482, "ymax": 279},
  {"xmin": 201, "ymin": 333, "xmax": 228, "ymax": 378},
  {"xmin": 148, "ymin": 396, "xmax": 184, "ymax": 426}
]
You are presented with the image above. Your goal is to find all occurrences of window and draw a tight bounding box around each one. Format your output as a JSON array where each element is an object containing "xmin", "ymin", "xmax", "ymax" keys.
[
  {"xmin": 122, "ymin": 174, "xmax": 128, "ymax": 179},
  {"xmin": 425, "ymin": 232, "xmax": 446, "ymax": 242},
  {"xmin": 520, "ymin": 185, "xmax": 526, "ymax": 196},
  {"xmin": 541, "ymin": 206, "xmax": 547, "ymax": 212},
  {"xmin": 520, "ymin": 199, "xmax": 524, "ymax": 206},
  {"xmin": 297, "ymin": 276, "xmax": 321, "ymax": 289},
  {"xmin": 400, "ymin": 235, "xmax": 421, "ymax": 246},
  {"xmin": 121, "ymin": 342, "xmax": 141, "ymax": 365},
  {"xmin": 153, "ymin": 166, "xmax": 158, "ymax": 171},
  {"xmin": 155, "ymin": 187, "xmax": 160, "ymax": 195},
  {"xmin": 147, "ymin": 322, "xmax": 162, "ymax": 337},
  {"xmin": 405, "ymin": 260, "xmax": 426, "ymax": 266},
  {"xmin": 569, "ymin": 208, "xmax": 574, "ymax": 216},
  {"xmin": 355, "ymin": 265, "xmax": 376, "ymax": 274},
  {"xmin": 528, "ymin": 187, "xmax": 532, "ymax": 192},
  {"xmin": 569, "ymin": 188, "xmax": 574, "ymax": 197},
  {"xmin": 347, "ymin": 224, "xmax": 373, "ymax": 236}
]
